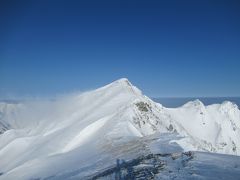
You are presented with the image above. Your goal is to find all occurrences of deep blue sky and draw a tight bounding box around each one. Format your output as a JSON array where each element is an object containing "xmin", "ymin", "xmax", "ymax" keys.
[{"xmin": 1, "ymin": 0, "xmax": 240, "ymax": 98}]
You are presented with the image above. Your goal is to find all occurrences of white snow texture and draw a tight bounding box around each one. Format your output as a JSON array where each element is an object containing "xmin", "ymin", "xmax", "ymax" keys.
[{"xmin": 0, "ymin": 78, "xmax": 240, "ymax": 179}]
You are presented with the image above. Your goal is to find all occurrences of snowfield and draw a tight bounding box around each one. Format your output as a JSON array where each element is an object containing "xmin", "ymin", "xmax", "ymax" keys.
[{"xmin": 0, "ymin": 78, "xmax": 240, "ymax": 179}]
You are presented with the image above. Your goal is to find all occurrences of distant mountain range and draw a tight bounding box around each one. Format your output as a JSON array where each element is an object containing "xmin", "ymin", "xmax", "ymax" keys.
[{"xmin": 153, "ymin": 97, "xmax": 240, "ymax": 108}]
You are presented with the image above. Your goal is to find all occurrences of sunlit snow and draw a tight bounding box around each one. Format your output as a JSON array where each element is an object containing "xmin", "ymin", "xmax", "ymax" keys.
[{"xmin": 0, "ymin": 78, "xmax": 240, "ymax": 179}]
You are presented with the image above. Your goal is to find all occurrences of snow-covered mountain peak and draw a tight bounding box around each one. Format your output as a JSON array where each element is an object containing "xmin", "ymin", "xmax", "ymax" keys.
[
  {"xmin": 181, "ymin": 99, "xmax": 206, "ymax": 114},
  {"xmin": 96, "ymin": 78, "xmax": 143, "ymax": 98},
  {"xmin": 219, "ymin": 101, "xmax": 239, "ymax": 112},
  {"xmin": 111, "ymin": 78, "xmax": 135, "ymax": 91},
  {"xmin": 182, "ymin": 99, "xmax": 204, "ymax": 108},
  {"xmin": 115, "ymin": 77, "xmax": 131, "ymax": 84},
  {"xmin": 216, "ymin": 101, "xmax": 240, "ymax": 128},
  {"xmin": 0, "ymin": 79, "xmax": 240, "ymax": 179}
]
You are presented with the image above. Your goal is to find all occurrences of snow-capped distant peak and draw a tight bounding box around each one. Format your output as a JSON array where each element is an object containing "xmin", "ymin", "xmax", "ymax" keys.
[
  {"xmin": 182, "ymin": 99, "xmax": 205, "ymax": 108},
  {"xmin": 219, "ymin": 101, "xmax": 239, "ymax": 112},
  {"xmin": 180, "ymin": 99, "xmax": 206, "ymax": 114}
]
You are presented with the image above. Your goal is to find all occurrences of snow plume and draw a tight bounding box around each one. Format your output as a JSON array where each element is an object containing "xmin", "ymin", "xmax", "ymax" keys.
[{"xmin": 0, "ymin": 91, "xmax": 84, "ymax": 130}]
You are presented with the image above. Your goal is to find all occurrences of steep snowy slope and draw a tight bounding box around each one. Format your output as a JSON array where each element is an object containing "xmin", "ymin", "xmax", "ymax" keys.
[
  {"xmin": 0, "ymin": 79, "xmax": 151, "ymax": 179},
  {"xmin": 0, "ymin": 78, "xmax": 240, "ymax": 179},
  {"xmin": 166, "ymin": 100, "xmax": 240, "ymax": 155}
]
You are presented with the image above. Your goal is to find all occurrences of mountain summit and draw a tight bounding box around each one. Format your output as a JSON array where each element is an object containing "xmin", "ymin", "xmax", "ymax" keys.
[{"xmin": 0, "ymin": 79, "xmax": 240, "ymax": 179}]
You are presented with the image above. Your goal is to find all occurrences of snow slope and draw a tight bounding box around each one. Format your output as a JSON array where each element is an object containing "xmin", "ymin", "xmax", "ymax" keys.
[
  {"xmin": 0, "ymin": 78, "xmax": 240, "ymax": 179},
  {"xmin": 166, "ymin": 100, "xmax": 240, "ymax": 155}
]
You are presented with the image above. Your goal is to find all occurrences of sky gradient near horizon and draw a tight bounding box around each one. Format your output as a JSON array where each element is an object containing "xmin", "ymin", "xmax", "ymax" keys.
[{"xmin": 1, "ymin": 0, "xmax": 240, "ymax": 98}]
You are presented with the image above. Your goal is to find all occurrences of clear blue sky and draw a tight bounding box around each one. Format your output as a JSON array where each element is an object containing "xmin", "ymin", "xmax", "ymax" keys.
[{"xmin": 0, "ymin": 0, "xmax": 240, "ymax": 98}]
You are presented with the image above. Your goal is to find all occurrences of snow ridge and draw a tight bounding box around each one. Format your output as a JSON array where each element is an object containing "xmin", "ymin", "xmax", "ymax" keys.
[{"xmin": 0, "ymin": 78, "xmax": 240, "ymax": 179}]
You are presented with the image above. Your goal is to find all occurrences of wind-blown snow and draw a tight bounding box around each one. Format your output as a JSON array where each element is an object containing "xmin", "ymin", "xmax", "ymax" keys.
[{"xmin": 0, "ymin": 78, "xmax": 240, "ymax": 179}]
